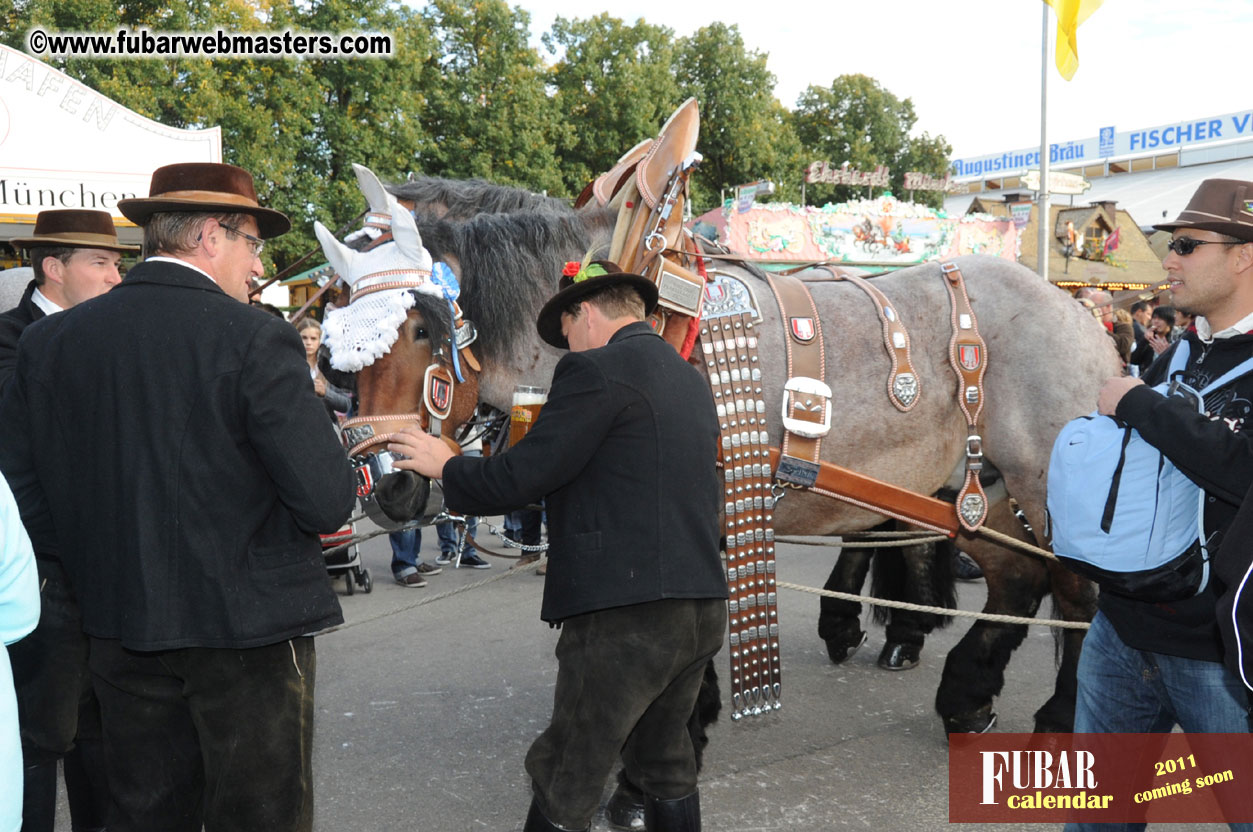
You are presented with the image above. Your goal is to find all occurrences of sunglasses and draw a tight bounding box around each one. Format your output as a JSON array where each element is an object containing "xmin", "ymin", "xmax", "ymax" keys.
[
  {"xmin": 1165, "ymin": 237, "xmax": 1244, "ymax": 256},
  {"xmin": 219, "ymin": 223, "xmax": 265, "ymax": 257}
]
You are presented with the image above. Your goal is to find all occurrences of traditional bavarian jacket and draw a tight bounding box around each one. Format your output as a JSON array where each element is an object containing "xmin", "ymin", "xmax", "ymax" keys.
[
  {"xmin": 442, "ymin": 321, "xmax": 729, "ymax": 622},
  {"xmin": 0, "ymin": 260, "xmax": 354, "ymax": 650},
  {"xmin": 1105, "ymin": 329, "xmax": 1253, "ymax": 662}
]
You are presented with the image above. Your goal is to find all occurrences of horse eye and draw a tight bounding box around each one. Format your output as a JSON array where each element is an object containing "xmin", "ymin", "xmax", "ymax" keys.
[{"xmin": 413, "ymin": 326, "xmax": 429, "ymax": 341}]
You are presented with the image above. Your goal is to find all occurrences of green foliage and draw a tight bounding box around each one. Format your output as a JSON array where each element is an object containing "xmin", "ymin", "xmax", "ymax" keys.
[
  {"xmin": 674, "ymin": 23, "xmax": 803, "ymax": 213},
  {"xmin": 415, "ymin": 0, "xmax": 562, "ymax": 194},
  {"xmin": 544, "ymin": 14, "xmax": 681, "ymax": 196},
  {"xmin": 3, "ymin": 2, "xmax": 955, "ymax": 267},
  {"xmin": 792, "ymin": 74, "xmax": 953, "ymax": 208}
]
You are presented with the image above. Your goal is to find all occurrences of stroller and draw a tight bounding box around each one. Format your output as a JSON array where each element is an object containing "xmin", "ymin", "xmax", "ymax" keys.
[{"xmin": 322, "ymin": 520, "xmax": 372, "ymax": 595}]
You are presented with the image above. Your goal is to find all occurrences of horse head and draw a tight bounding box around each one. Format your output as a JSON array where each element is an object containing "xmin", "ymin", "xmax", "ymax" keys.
[{"xmin": 315, "ymin": 164, "xmax": 482, "ymax": 525}]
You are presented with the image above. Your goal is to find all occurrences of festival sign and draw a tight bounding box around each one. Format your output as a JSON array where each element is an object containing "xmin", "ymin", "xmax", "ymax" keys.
[
  {"xmin": 805, "ymin": 161, "xmax": 891, "ymax": 188},
  {"xmin": 1021, "ymin": 169, "xmax": 1092, "ymax": 195},
  {"xmin": 710, "ymin": 196, "xmax": 1018, "ymax": 266},
  {"xmin": 0, "ymin": 43, "xmax": 220, "ymax": 223},
  {"xmin": 950, "ymin": 108, "xmax": 1253, "ymax": 181}
]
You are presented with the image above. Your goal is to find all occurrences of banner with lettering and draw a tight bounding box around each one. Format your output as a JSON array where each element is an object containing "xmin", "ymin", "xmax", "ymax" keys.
[{"xmin": 950, "ymin": 733, "xmax": 1253, "ymax": 823}]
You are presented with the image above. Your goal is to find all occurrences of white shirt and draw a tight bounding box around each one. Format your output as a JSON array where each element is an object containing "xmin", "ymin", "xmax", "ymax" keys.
[
  {"xmin": 29, "ymin": 287, "xmax": 63, "ymax": 317},
  {"xmin": 1196, "ymin": 310, "xmax": 1253, "ymax": 341},
  {"xmin": 145, "ymin": 256, "xmax": 219, "ymax": 289}
]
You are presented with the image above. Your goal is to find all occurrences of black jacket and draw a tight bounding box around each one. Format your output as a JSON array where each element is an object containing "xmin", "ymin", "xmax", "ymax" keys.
[
  {"xmin": 441, "ymin": 321, "xmax": 728, "ymax": 622},
  {"xmin": 0, "ymin": 280, "xmax": 45, "ymax": 394},
  {"xmin": 0, "ymin": 260, "xmax": 355, "ymax": 650},
  {"xmin": 1102, "ymin": 331, "xmax": 1253, "ymax": 661}
]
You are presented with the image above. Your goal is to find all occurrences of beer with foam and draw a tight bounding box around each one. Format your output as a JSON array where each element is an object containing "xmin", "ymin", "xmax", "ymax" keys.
[{"xmin": 509, "ymin": 385, "xmax": 548, "ymax": 447}]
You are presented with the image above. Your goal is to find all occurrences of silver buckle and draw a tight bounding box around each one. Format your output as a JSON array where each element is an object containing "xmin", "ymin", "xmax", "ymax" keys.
[
  {"xmin": 780, "ymin": 376, "xmax": 832, "ymax": 439},
  {"xmin": 965, "ymin": 434, "xmax": 984, "ymax": 471}
]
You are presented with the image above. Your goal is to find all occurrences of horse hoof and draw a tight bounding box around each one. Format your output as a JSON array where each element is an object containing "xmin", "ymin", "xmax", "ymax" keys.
[
  {"xmin": 605, "ymin": 783, "xmax": 645, "ymax": 831},
  {"xmin": 944, "ymin": 708, "xmax": 998, "ymax": 734},
  {"xmin": 877, "ymin": 642, "xmax": 921, "ymax": 671},
  {"xmin": 824, "ymin": 630, "xmax": 868, "ymax": 664}
]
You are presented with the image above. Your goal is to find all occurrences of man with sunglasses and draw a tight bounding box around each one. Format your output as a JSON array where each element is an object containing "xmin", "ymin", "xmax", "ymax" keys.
[
  {"xmin": 0, "ymin": 163, "xmax": 354, "ymax": 832},
  {"xmin": 1065, "ymin": 179, "xmax": 1253, "ymax": 831}
]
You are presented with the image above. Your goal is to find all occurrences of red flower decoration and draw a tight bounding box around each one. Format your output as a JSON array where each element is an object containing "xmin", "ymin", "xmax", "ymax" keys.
[{"xmin": 562, "ymin": 261, "xmax": 581, "ymax": 277}]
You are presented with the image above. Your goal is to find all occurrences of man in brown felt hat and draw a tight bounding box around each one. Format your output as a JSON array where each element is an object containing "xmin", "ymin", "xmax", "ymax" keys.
[
  {"xmin": 1063, "ymin": 179, "xmax": 1253, "ymax": 829},
  {"xmin": 0, "ymin": 209, "xmax": 136, "ymax": 389},
  {"xmin": 0, "ymin": 163, "xmax": 353, "ymax": 832},
  {"xmin": 0, "ymin": 209, "xmax": 134, "ymax": 832},
  {"xmin": 387, "ymin": 260, "xmax": 728, "ymax": 832}
]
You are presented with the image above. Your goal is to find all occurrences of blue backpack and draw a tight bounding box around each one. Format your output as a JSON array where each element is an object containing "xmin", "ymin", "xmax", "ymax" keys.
[{"xmin": 1047, "ymin": 342, "xmax": 1253, "ymax": 602}]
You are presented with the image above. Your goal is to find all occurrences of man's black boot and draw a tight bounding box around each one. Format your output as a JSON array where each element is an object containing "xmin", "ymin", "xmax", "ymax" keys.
[
  {"xmin": 523, "ymin": 797, "xmax": 589, "ymax": 832},
  {"xmin": 644, "ymin": 790, "xmax": 701, "ymax": 832}
]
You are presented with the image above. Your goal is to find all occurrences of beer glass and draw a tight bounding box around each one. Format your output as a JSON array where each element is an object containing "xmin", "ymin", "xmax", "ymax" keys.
[{"xmin": 509, "ymin": 385, "xmax": 548, "ymax": 447}]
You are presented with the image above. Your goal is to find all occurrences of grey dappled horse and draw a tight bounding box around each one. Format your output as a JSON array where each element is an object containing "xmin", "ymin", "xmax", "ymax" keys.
[{"xmin": 367, "ymin": 176, "xmax": 1116, "ymax": 734}]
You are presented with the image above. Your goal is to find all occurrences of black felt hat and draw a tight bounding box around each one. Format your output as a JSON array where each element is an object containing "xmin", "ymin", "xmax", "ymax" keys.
[{"xmin": 536, "ymin": 259, "xmax": 659, "ymax": 349}]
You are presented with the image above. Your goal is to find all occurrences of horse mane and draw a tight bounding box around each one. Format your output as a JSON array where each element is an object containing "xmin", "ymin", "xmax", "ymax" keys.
[
  {"xmin": 417, "ymin": 208, "xmax": 613, "ymax": 363},
  {"xmin": 387, "ymin": 177, "xmax": 570, "ymax": 222}
]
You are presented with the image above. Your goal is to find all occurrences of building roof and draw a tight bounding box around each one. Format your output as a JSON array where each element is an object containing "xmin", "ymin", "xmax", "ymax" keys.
[{"xmin": 945, "ymin": 157, "xmax": 1253, "ymax": 231}]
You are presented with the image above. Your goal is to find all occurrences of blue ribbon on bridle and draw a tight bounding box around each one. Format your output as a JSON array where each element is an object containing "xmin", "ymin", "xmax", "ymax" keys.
[{"xmin": 430, "ymin": 261, "xmax": 465, "ymax": 383}]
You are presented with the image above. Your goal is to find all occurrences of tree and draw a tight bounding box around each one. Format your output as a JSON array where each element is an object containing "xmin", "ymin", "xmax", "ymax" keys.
[
  {"xmin": 674, "ymin": 23, "xmax": 802, "ymax": 213},
  {"xmin": 416, "ymin": 0, "xmax": 563, "ymax": 195},
  {"xmin": 791, "ymin": 74, "xmax": 952, "ymax": 208},
  {"xmin": 2, "ymin": 0, "xmax": 439, "ymax": 268},
  {"xmin": 543, "ymin": 14, "xmax": 681, "ymax": 196}
]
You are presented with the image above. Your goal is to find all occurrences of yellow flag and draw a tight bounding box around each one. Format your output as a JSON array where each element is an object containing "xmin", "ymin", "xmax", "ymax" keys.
[{"xmin": 1043, "ymin": 0, "xmax": 1104, "ymax": 80}]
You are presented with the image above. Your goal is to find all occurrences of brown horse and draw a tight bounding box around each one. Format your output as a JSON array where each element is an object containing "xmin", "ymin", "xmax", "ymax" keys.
[{"xmin": 320, "ymin": 171, "xmax": 1115, "ymax": 735}]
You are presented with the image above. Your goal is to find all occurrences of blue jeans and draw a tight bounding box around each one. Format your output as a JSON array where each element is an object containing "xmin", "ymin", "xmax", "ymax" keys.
[
  {"xmin": 437, "ymin": 449, "xmax": 479, "ymax": 555},
  {"xmin": 1065, "ymin": 611, "xmax": 1252, "ymax": 832},
  {"xmin": 436, "ymin": 516, "xmax": 478, "ymax": 555},
  {"xmin": 388, "ymin": 528, "xmax": 422, "ymax": 578}
]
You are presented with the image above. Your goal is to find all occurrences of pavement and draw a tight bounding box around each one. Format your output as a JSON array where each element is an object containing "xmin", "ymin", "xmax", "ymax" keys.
[{"xmin": 52, "ymin": 519, "xmax": 1227, "ymax": 831}]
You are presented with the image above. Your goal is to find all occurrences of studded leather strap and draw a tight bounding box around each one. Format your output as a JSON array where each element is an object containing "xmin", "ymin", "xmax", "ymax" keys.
[
  {"xmin": 940, "ymin": 261, "xmax": 989, "ymax": 531},
  {"xmin": 761, "ymin": 272, "xmax": 828, "ymax": 464},
  {"xmin": 831, "ymin": 270, "xmax": 921, "ymax": 411},
  {"xmin": 698, "ymin": 315, "xmax": 781, "ymax": 718}
]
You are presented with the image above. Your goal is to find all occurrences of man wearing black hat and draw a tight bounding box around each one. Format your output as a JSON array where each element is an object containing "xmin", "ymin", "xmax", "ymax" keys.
[
  {"xmin": 1065, "ymin": 179, "xmax": 1253, "ymax": 828},
  {"xmin": 1, "ymin": 209, "xmax": 135, "ymax": 832},
  {"xmin": 389, "ymin": 260, "xmax": 728, "ymax": 832},
  {"xmin": 0, "ymin": 164, "xmax": 354, "ymax": 832}
]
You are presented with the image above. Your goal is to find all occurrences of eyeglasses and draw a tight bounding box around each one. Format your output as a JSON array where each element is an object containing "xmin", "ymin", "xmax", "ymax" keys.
[
  {"xmin": 1165, "ymin": 237, "xmax": 1244, "ymax": 256},
  {"xmin": 219, "ymin": 223, "xmax": 265, "ymax": 257}
]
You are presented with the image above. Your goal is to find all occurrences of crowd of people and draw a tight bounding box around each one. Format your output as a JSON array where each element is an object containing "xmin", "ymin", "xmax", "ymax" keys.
[
  {"xmin": 3, "ymin": 162, "xmax": 1253, "ymax": 832},
  {"xmin": 0, "ymin": 161, "xmax": 725, "ymax": 832}
]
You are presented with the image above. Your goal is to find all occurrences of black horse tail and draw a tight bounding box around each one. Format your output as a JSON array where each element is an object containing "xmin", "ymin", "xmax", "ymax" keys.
[{"xmin": 869, "ymin": 530, "xmax": 957, "ymax": 630}]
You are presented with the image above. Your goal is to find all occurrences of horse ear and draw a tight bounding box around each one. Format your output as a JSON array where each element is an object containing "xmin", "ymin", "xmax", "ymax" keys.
[
  {"xmin": 314, "ymin": 220, "xmax": 355, "ymax": 286},
  {"xmin": 389, "ymin": 197, "xmax": 430, "ymax": 268},
  {"xmin": 352, "ymin": 163, "xmax": 391, "ymax": 215}
]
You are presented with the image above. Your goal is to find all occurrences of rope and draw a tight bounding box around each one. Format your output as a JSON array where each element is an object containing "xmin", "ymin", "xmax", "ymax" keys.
[
  {"xmin": 319, "ymin": 556, "xmax": 548, "ymax": 634},
  {"xmin": 774, "ymin": 580, "xmax": 1090, "ymax": 630},
  {"xmin": 776, "ymin": 527, "xmax": 1060, "ymax": 562},
  {"xmin": 775, "ymin": 535, "xmax": 948, "ymax": 549}
]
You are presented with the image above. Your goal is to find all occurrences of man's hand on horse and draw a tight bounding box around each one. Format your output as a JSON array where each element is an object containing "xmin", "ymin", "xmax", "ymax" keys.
[
  {"xmin": 388, "ymin": 426, "xmax": 455, "ymax": 478},
  {"xmin": 1097, "ymin": 375, "xmax": 1145, "ymax": 416}
]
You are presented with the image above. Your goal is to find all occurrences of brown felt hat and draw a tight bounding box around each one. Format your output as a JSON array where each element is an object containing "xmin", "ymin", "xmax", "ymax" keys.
[
  {"xmin": 1154, "ymin": 178, "xmax": 1253, "ymax": 243},
  {"xmin": 10, "ymin": 209, "xmax": 138, "ymax": 253},
  {"xmin": 536, "ymin": 259, "xmax": 659, "ymax": 349},
  {"xmin": 118, "ymin": 162, "xmax": 290, "ymax": 238}
]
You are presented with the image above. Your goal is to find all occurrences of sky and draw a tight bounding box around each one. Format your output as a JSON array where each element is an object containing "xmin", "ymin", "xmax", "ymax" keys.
[{"xmin": 484, "ymin": 0, "xmax": 1253, "ymax": 161}]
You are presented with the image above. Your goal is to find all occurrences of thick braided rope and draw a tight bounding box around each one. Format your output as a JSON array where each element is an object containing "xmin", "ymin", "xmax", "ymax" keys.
[{"xmin": 774, "ymin": 580, "xmax": 1090, "ymax": 630}]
